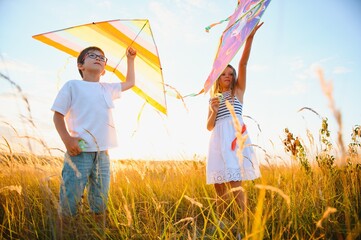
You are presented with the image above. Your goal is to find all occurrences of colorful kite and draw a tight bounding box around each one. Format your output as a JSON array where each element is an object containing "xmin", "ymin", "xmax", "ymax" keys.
[
  {"xmin": 203, "ymin": 0, "xmax": 271, "ymax": 93},
  {"xmin": 33, "ymin": 19, "xmax": 167, "ymax": 115}
]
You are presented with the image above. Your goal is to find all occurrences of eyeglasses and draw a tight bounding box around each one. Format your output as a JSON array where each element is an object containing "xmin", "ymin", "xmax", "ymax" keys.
[{"xmin": 85, "ymin": 52, "xmax": 108, "ymax": 63}]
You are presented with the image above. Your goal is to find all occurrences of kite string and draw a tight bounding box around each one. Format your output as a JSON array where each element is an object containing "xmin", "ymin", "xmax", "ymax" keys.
[{"xmin": 111, "ymin": 20, "xmax": 149, "ymax": 75}]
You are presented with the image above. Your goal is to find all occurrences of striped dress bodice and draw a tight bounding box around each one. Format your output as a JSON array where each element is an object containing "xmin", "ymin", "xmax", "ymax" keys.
[{"xmin": 214, "ymin": 91, "xmax": 243, "ymax": 122}]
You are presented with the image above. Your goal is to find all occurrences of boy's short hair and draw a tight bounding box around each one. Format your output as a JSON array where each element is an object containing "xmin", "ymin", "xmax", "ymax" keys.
[{"xmin": 77, "ymin": 46, "xmax": 105, "ymax": 78}]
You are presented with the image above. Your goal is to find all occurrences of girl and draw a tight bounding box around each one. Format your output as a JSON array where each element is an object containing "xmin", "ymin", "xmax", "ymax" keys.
[{"xmin": 206, "ymin": 23, "xmax": 263, "ymax": 214}]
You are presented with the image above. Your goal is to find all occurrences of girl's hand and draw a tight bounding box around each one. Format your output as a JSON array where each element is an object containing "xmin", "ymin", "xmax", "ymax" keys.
[
  {"xmin": 126, "ymin": 47, "xmax": 137, "ymax": 60},
  {"xmin": 248, "ymin": 22, "xmax": 263, "ymax": 39},
  {"xmin": 210, "ymin": 97, "xmax": 220, "ymax": 113}
]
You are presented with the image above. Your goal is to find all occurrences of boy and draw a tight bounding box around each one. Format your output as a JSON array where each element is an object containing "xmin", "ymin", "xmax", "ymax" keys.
[{"xmin": 52, "ymin": 46, "xmax": 136, "ymax": 218}]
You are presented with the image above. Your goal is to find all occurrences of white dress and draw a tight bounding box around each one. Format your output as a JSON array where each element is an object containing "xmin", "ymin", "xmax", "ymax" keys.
[{"xmin": 206, "ymin": 91, "xmax": 261, "ymax": 184}]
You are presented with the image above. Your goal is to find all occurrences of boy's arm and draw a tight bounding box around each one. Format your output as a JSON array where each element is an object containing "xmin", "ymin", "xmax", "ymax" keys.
[
  {"xmin": 53, "ymin": 111, "xmax": 81, "ymax": 156},
  {"xmin": 121, "ymin": 47, "xmax": 137, "ymax": 91}
]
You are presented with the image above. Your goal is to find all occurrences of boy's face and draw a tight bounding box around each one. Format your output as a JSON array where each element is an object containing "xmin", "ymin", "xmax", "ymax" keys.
[{"xmin": 78, "ymin": 50, "xmax": 107, "ymax": 76}]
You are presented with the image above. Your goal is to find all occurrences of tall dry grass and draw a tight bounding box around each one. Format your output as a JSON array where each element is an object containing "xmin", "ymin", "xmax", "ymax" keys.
[{"xmin": 0, "ymin": 151, "xmax": 359, "ymax": 239}]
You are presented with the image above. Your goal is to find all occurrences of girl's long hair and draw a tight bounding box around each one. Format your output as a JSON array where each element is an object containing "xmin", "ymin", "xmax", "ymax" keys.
[{"xmin": 210, "ymin": 64, "xmax": 237, "ymax": 100}]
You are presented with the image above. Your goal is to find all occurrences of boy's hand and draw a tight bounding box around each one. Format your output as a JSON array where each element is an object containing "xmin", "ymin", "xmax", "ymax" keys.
[
  {"xmin": 126, "ymin": 47, "xmax": 137, "ymax": 60},
  {"xmin": 65, "ymin": 137, "xmax": 83, "ymax": 156}
]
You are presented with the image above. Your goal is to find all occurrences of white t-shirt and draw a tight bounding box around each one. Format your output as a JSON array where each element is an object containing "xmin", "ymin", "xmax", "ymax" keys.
[{"xmin": 51, "ymin": 80, "xmax": 122, "ymax": 151}]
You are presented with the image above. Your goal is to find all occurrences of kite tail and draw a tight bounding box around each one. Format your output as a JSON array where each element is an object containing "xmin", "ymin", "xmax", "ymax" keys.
[
  {"xmin": 205, "ymin": 0, "xmax": 240, "ymax": 32},
  {"xmin": 131, "ymin": 102, "xmax": 147, "ymax": 137},
  {"xmin": 163, "ymin": 83, "xmax": 190, "ymax": 112},
  {"xmin": 182, "ymin": 89, "xmax": 204, "ymax": 98},
  {"xmin": 205, "ymin": 17, "xmax": 230, "ymax": 32}
]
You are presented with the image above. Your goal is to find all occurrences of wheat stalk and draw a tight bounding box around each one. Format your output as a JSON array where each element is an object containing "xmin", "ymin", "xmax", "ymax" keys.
[
  {"xmin": 317, "ymin": 68, "xmax": 346, "ymax": 160},
  {"xmin": 225, "ymin": 100, "xmax": 248, "ymax": 177},
  {"xmin": 184, "ymin": 195, "xmax": 203, "ymax": 208},
  {"xmin": 316, "ymin": 206, "xmax": 337, "ymax": 228}
]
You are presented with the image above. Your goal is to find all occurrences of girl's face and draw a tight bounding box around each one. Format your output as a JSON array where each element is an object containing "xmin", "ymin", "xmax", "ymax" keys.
[{"xmin": 218, "ymin": 67, "xmax": 235, "ymax": 91}]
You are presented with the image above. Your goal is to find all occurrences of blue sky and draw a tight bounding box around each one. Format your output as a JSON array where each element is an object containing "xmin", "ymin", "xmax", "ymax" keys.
[{"xmin": 1, "ymin": 0, "xmax": 360, "ymax": 162}]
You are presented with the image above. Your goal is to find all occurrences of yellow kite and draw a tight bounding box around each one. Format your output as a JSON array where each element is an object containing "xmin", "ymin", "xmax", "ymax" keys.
[{"xmin": 33, "ymin": 19, "xmax": 167, "ymax": 115}]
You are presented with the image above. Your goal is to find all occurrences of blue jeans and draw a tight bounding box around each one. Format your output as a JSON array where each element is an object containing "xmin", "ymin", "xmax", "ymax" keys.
[{"xmin": 59, "ymin": 151, "xmax": 110, "ymax": 216}]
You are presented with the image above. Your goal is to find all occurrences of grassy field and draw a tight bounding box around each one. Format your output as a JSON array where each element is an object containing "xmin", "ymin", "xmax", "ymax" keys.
[
  {"xmin": 0, "ymin": 148, "xmax": 360, "ymax": 239},
  {"xmin": 0, "ymin": 69, "xmax": 360, "ymax": 239}
]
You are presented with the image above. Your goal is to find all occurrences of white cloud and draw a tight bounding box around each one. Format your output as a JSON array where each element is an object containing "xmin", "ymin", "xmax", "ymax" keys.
[
  {"xmin": 290, "ymin": 80, "xmax": 307, "ymax": 94},
  {"xmin": 318, "ymin": 56, "xmax": 337, "ymax": 64},
  {"xmin": 288, "ymin": 57, "xmax": 304, "ymax": 71},
  {"xmin": 149, "ymin": 1, "xmax": 182, "ymax": 38},
  {"xmin": 295, "ymin": 60, "xmax": 331, "ymax": 81},
  {"xmin": 308, "ymin": 56, "xmax": 353, "ymax": 77},
  {"xmin": 262, "ymin": 80, "xmax": 307, "ymax": 96},
  {"xmin": 332, "ymin": 66, "xmax": 351, "ymax": 74},
  {"xmin": 84, "ymin": 0, "xmax": 112, "ymax": 9},
  {"xmin": 173, "ymin": 0, "xmax": 210, "ymax": 12},
  {"xmin": 249, "ymin": 64, "xmax": 270, "ymax": 72},
  {"xmin": 96, "ymin": 0, "xmax": 112, "ymax": 9},
  {"xmin": 148, "ymin": 0, "xmax": 216, "ymax": 45},
  {"xmin": 184, "ymin": 0, "xmax": 204, "ymax": 8},
  {"xmin": 288, "ymin": 61, "xmax": 313, "ymax": 82},
  {"xmin": 0, "ymin": 58, "xmax": 37, "ymax": 73}
]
